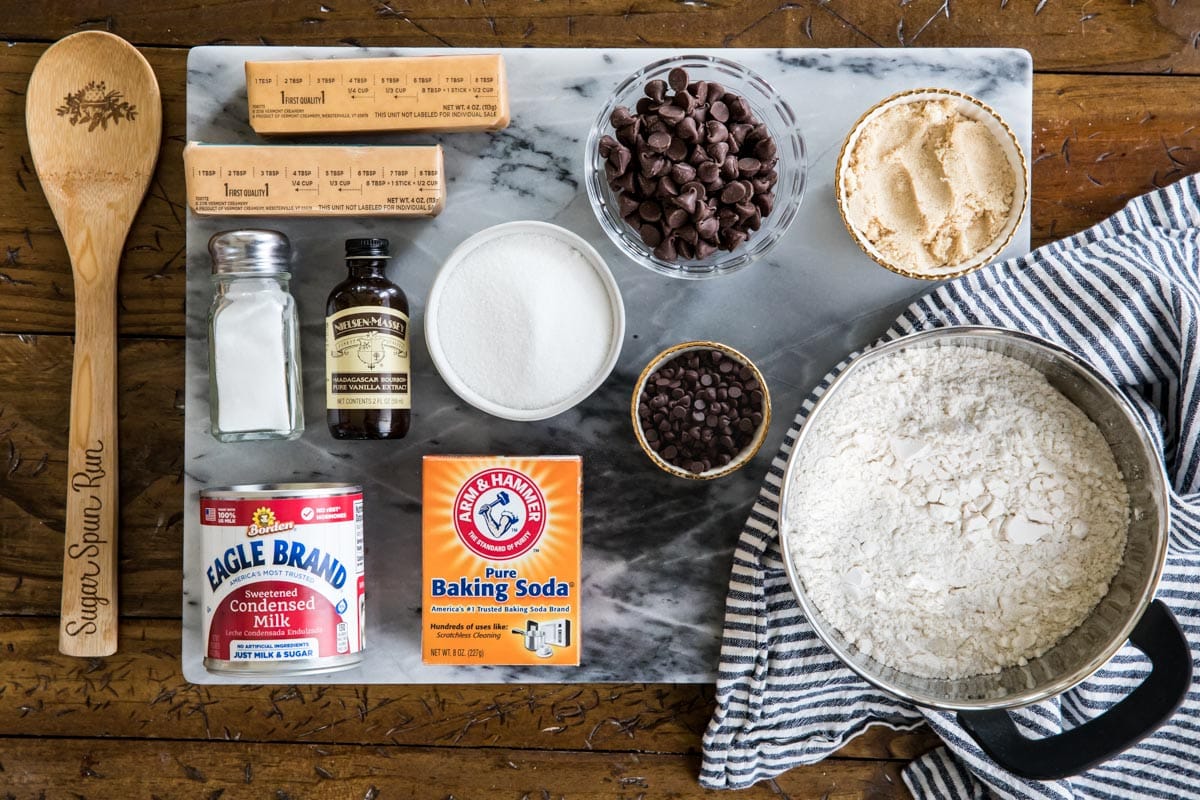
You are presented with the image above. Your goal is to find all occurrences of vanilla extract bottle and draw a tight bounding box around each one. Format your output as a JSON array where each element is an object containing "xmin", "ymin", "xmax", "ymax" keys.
[{"xmin": 326, "ymin": 238, "xmax": 411, "ymax": 439}]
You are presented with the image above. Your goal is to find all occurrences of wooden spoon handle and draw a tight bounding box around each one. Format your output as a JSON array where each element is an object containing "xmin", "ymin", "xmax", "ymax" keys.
[{"xmin": 60, "ymin": 281, "xmax": 119, "ymax": 656}]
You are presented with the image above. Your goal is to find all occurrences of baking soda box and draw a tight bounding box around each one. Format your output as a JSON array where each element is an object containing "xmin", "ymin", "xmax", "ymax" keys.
[{"xmin": 422, "ymin": 456, "xmax": 581, "ymax": 666}]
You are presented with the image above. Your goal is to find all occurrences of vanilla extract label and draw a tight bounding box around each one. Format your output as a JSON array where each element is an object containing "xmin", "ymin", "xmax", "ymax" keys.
[{"xmin": 326, "ymin": 306, "xmax": 411, "ymax": 410}]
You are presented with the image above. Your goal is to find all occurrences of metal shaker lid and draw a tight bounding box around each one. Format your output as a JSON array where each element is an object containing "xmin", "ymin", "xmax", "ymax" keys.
[{"xmin": 208, "ymin": 229, "xmax": 291, "ymax": 275}]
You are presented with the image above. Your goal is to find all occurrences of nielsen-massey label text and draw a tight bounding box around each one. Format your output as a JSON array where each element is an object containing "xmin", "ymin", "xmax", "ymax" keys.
[{"xmin": 326, "ymin": 307, "xmax": 411, "ymax": 410}]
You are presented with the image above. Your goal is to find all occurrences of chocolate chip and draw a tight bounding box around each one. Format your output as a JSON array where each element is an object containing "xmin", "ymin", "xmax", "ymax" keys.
[
  {"xmin": 618, "ymin": 194, "xmax": 640, "ymax": 218},
  {"xmin": 658, "ymin": 103, "xmax": 685, "ymax": 124},
  {"xmin": 721, "ymin": 155, "xmax": 740, "ymax": 180},
  {"xmin": 638, "ymin": 200, "xmax": 662, "ymax": 222},
  {"xmin": 672, "ymin": 91, "xmax": 696, "ymax": 114},
  {"xmin": 611, "ymin": 106, "xmax": 635, "ymax": 127},
  {"xmin": 720, "ymin": 181, "xmax": 748, "ymax": 204},
  {"xmin": 608, "ymin": 145, "xmax": 632, "ymax": 174},
  {"xmin": 645, "ymin": 80, "xmax": 667, "ymax": 103},
  {"xmin": 653, "ymin": 236, "xmax": 677, "ymax": 261},
  {"xmin": 754, "ymin": 137, "xmax": 777, "ymax": 161},
  {"xmin": 664, "ymin": 207, "xmax": 689, "ymax": 229},
  {"xmin": 640, "ymin": 224, "xmax": 663, "ymax": 247},
  {"xmin": 709, "ymin": 100, "xmax": 730, "ymax": 122},
  {"xmin": 668, "ymin": 162, "xmax": 694, "ymax": 186},
  {"xmin": 676, "ymin": 116, "xmax": 700, "ymax": 141},
  {"xmin": 737, "ymin": 157, "xmax": 761, "ymax": 177},
  {"xmin": 705, "ymin": 120, "xmax": 729, "ymax": 143},
  {"xmin": 673, "ymin": 187, "xmax": 699, "ymax": 214}
]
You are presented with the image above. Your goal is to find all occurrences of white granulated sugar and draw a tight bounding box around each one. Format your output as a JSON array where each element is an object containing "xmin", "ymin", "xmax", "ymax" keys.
[
  {"xmin": 785, "ymin": 346, "xmax": 1129, "ymax": 679},
  {"xmin": 436, "ymin": 232, "xmax": 614, "ymax": 410}
]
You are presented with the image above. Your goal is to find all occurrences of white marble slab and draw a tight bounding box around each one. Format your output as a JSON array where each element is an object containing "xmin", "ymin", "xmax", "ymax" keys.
[{"xmin": 183, "ymin": 46, "xmax": 1032, "ymax": 684}]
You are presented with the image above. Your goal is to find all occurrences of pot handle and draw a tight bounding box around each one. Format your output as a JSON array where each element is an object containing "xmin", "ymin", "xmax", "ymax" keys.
[{"xmin": 957, "ymin": 600, "xmax": 1193, "ymax": 781}]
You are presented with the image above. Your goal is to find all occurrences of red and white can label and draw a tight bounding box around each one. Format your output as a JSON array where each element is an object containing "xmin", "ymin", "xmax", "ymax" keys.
[{"xmin": 200, "ymin": 490, "xmax": 365, "ymax": 666}]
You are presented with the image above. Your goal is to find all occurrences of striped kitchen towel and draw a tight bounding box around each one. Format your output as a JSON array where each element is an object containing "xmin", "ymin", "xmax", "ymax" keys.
[{"xmin": 701, "ymin": 173, "xmax": 1200, "ymax": 799}]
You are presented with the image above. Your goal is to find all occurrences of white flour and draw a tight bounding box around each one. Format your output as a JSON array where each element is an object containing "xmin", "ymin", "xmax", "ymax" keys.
[
  {"xmin": 435, "ymin": 232, "xmax": 614, "ymax": 411},
  {"xmin": 785, "ymin": 346, "xmax": 1129, "ymax": 679}
]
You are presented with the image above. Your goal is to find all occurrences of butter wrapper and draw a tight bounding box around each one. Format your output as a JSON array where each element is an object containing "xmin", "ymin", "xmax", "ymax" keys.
[
  {"xmin": 245, "ymin": 54, "xmax": 509, "ymax": 135},
  {"xmin": 183, "ymin": 143, "xmax": 445, "ymax": 217}
]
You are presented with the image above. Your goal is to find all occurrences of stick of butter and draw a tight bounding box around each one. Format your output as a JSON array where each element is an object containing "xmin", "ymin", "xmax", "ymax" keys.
[
  {"xmin": 245, "ymin": 54, "xmax": 510, "ymax": 135},
  {"xmin": 183, "ymin": 143, "xmax": 445, "ymax": 217}
]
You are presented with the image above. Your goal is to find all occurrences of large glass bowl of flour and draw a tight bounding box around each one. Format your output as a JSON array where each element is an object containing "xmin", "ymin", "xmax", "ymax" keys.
[
  {"xmin": 425, "ymin": 220, "xmax": 625, "ymax": 421},
  {"xmin": 778, "ymin": 327, "xmax": 1178, "ymax": 711}
]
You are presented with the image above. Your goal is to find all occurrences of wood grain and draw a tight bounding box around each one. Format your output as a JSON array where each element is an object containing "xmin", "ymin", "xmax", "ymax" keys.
[
  {"xmin": 1031, "ymin": 73, "xmax": 1200, "ymax": 243},
  {"xmin": 0, "ymin": 617, "xmax": 941, "ymax": 759},
  {"xmin": 1, "ymin": 0, "xmax": 1198, "ymax": 74},
  {"xmin": 0, "ymin": 335, "xmax": 182, "ymax": 617},
  {"xmin": 0, "ymin": 736, "xmax": 916, "ymax": 798},
  {"xmin": 3, "ymin": 44, "xmax": 1200, "ymax": 338}
]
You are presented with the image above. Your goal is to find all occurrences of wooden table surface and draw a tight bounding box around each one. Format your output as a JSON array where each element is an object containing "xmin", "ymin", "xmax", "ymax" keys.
[{"xmin": 2, "ymin": 2, "xmax": 1199, "ymax": 797}]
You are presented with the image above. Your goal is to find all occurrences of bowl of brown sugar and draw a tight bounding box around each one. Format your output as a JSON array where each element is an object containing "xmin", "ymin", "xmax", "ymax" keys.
[{"xmin": 836, "ymin": 88, "xmax": 1029, "ymax": 280}]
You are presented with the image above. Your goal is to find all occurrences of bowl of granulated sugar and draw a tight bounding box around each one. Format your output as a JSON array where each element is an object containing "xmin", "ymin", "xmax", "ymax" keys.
[{"xmin": 426, "ymin": 220, "xmax": 626, "ymax": 421}]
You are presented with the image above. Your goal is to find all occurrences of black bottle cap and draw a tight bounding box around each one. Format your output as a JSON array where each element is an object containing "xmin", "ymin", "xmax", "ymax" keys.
[{"xmin": 345, "ymin": 238, "xmax": 390, "ymax": 258}]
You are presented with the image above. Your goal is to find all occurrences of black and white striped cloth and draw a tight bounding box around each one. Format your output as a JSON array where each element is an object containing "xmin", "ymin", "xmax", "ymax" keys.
[{"xmin": 701, "ymin": 175, "xmax": 1200, "ymax": 799}]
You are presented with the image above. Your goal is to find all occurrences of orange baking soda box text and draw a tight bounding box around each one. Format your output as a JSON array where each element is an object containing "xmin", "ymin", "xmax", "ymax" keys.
[{"xmin": 422, "ymin": 455, "xmax": 581, "ymax": 666}]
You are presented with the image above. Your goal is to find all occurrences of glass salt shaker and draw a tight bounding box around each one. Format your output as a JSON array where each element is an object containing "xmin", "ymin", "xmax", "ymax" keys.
[{"xmin": 207, "ymin": 229, "xmax": 304, "ymax": 442}]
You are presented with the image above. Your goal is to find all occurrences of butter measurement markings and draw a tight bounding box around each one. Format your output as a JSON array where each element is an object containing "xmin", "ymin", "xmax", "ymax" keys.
[{"xmin": 221, "ymin": 160, "xmax": 438, "ymax": 203}]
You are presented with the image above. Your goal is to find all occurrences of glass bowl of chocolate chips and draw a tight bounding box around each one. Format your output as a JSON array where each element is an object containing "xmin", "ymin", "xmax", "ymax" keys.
[{"xmin": 586, "ymin": 55, "xmax": 806, "ymax": 279}]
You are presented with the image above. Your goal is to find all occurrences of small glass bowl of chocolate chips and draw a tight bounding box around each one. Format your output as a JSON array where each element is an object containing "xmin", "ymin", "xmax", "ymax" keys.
[
  {"xmin": 632, "ymin": 341, "xmax": 772, "ymax": 479},
  {"xmin": 586, "ymin": 55, "xmax": 806, "ymax": 279}
]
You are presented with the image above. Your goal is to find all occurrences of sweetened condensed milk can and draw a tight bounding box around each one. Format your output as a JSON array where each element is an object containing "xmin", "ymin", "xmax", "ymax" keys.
[{"xmin": 199, "ymin": 483, "xmax": 365, "ymax": 675}]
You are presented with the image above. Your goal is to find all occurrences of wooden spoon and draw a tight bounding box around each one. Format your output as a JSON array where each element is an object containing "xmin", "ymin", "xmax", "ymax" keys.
[{"xmin": 25, "ymin": 32, "xmax": 161, "ymax": 656}]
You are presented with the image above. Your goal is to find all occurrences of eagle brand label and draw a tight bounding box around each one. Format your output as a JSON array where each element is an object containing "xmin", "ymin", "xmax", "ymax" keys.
[
  {"xmin": 200, "ymin": 485, "xmax": 365, "ymax": 673},
  {"xmin": 423, "ymin": 456, "xmax": 581, "ymax": 666}
]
